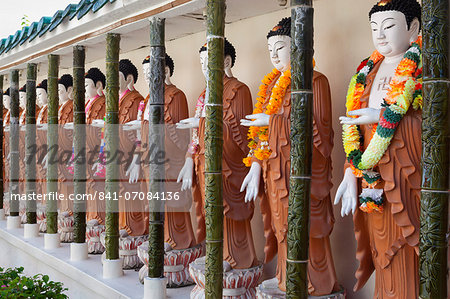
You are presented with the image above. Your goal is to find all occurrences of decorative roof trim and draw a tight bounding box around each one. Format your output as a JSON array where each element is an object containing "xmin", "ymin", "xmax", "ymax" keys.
[{"xmin": 0, "ymin": 0, "xmax": 193, "ymax": 73}]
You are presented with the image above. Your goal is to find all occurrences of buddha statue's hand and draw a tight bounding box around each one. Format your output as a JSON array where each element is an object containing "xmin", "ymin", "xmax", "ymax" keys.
[
  {"xmin": 177, "ymin": 157, "xmax": 194, "ymax": 190},
  {"xmin": 41, "ymin": 153, "xmax": 48, "ymax": 169},
  {"xmin": 334, "ymin": 167, "xmax": 358, "ymax": 217},
  {"xmin": 91, "ymin": 119, "xmax": 105, "ymax": 128},
  {"xmin": 123, "ymin": 120, "xmax": 141, "ymax": 131},
  {"xmin": 240, "ymin": 113, "xmax": 270, "ymax": 127},
  {"xmin": 125, "ymin": 154, "xmax": 140, "ymax": 184},
  {"xmin": 176, "ymin": 117, "xmax": 200, "ymax": 129},
  {"xmin": 64, "ymin": 122, "xmax": 74, "ymax": 130},
  {"xmin": 240, "ymin": 162, "xmax": 261, "ymax": 202},
  {"xmin": 339, "ymin": 108, "xmax": 381, "ymax": 125},
  {"xmin": 37, "ymin": 124, "xmax": 48, "ymax": 131},
  {"xmin": 4, "ymin": 125, "xmax": 9, "ymax": 132}
]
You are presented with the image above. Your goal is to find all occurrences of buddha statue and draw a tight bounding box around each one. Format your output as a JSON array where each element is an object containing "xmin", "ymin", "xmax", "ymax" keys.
[
  {"xmin": 3, "ymin": 88, "xmax": 10, "ymax": 124},
  {"xmin": 18, "ymin": 85, "xmax": 26, "ymax": 125},
  {"xmin": 3, "ymin": 88, "xmax": 10, "ymax": 198},
  {"xmin": 177, "ymin": 39, "xmax": 260, "ymax": 295},
  {"xmin": 36, "ymin": 79, "xmax": 48, "ymax": 124},
  {"xmin": 129, "ymin": 54, "xmax": 200, "ymax": 285},
  {"xmin": 240, "ymin": 17, "xmax": 338, "ymax": 296},
  {"xmin": 334, "ymin": 1, "xmax": 422, "ymax": 297},
  {"xmin": 83, "ymin": 68, "xmax": 107, "ymax": 253},
  {"xmin": 57, "ymin": 74, "xmax": 75, "ymax": 242}
]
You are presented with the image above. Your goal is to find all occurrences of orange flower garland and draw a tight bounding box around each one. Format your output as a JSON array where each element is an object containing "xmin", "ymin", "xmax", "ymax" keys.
[{"xmin": 243, "ymin": 68, "xmax": 291, "ymax": 166}]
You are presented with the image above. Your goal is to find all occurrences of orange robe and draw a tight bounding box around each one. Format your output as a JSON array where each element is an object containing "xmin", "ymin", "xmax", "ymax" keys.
[
  {"xmin": 117, "ymin": 89, "xmax": 147, "ymax": 236},
  {"xmin": 350, "ymin": 60, "xmax": 421, "ymax": 299},
  {"xmin": 257, "ymin": 71, "xmax": 338, "ymax": 294},
  {"xmin": 86, "ymin": 95, "xmax": 106, "ymax": 223},
  {"xmin": 58, "ymin": 100, "xmax": 74, "ymax": 213},
  {"xmin": 141, "ymin": 84, "xmax": 196, "ymax": 249},
  {"xmin": 192, "ymin": 76, "xmax": 257, "ymax": 269}
]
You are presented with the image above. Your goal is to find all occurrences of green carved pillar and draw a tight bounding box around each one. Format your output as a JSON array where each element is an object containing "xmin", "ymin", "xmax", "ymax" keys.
[
  {"xmin": 147, "ymin": 17, "xmax": 166, "ymax": 279},
  {"xmin": 73, "ymin": 46, "xmax": 87, "ymax": 244},
  {"xmin": 204, "ymin": 0, "xmax": 225, "ymax": 297},
  {"xmin": 9, "ymin": 69, "xmax": 20, "ymax": 219},
  {"xmin": 0, "ymin": 75, "xmax": 3, "ymax": 216},
  {"xmin": 46, "ymin": 54, "xmax": 59, "ymax": 235},
  {"xmin": 419, "ymin": 0, "xmax": 449, "ymax": 298},
  {"xmin": 286, "ymin": 1, "xmax": 314, "ymax": 298},
  {"xmin": 25, "ymin": 63, "xmax": 38, "ymax": 225},
  {"xmin": 105, "ymin": 33, "xmax": 120, "ymax": 261}
]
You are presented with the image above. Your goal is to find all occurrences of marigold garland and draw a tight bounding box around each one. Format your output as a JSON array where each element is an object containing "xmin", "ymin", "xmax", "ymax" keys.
[
  {"xmin": 243, "ymin": 68, "xmax": 291, "ymax": 166},
  {"xmin": 343, "ymin": 37, "xmax": 423, "ymax": 213}
]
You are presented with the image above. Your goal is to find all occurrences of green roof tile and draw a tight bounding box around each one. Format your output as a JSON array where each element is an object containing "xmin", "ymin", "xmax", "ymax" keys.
[
  {"xmin": 27, "ymin": 22, "xmax": 39, "ymax": 40},
  {"xmin": 77, "ymin": 0, "xmax": 95, "ymax": 20},
  {"xmin": 60, "ymin": 4, "xmax": 77, "ymax": 24},
  {"xmin": 9, "ymin": 30, "xmax": 23, "ymax": 50},
  {"xmin": 3, "ymin": 35, "xmax": 15, "ymax": 53},
  {"xmin": 19, "ymin": 27, "xmax": 30, "ymax": 45},
  {"xmin": 49, "ymin": 10, "xmax": 64, "ymax": 32},
  {"xmin": 92, "ymin": 0, "xmax": 111, "ymax": 13},
  {"xmin": 0, "ymin": 39, "xmax": 6, "ymax": 54},
  {"xmin": 37, "ymin": 17, "xmax": 53, "ymax": 37},
  {"xmin": 70, "ymin": 0, "xmax": 87, "ymax": 20}
]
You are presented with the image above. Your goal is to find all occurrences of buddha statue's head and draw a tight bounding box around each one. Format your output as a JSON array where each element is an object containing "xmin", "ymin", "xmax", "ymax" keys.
[
  {"xmin": 267, "ymin": 17, "xmax": 291, "ymax": 72},
  {"xmin": 119, "ymin": 59, "xmax": 138, "ymax": 94},
  {"xmin": 3, "ymin": 88, "xmax": 10, "ymax": 110},
  {"xmin": 199, "ymin": 38, "xmax": 236, "ymax": 79},
  {"xmin": 36, "ymin": 79, "xmax": 48, "ymax": 107},
  {"xmin": 58, "ymin": 74, "xmax": 73, "ymax": 103},
  {"xmin": 369, "ymin": 0, "xmax": 421, "ymax": 58},
  {"xmin": 19, "ymin": 84, "xmax": 26, "ymax": 109},
  {"xmin": 85, "ymin": 68, "xmax": 105, "ymax": 100},
  {"xmin": 142, "ymin": 53, "xmax": 175, "ymax": 86}
]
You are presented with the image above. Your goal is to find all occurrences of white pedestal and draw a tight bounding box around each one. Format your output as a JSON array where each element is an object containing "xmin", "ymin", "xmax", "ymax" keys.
[
  {"xmin": 6, "ymin": 216, "xmax": 21, "ymax": 229},
  {"xmin": 24, "ymin": 223, "xmax": 39, "ymax": 238},
  {"xmin": 44, "ymin": 233, "xmax": 61, "ymax": 250},
  {"xmin": 144, "ymin": 277, "xmax": 167, "ymax": 299},
  {"xmin": 70, "ymin": 243, "xmax": 88, "ymax": 261},
  {"xmin": 0, "ymin": 209, "xmax": 5, "ymax": 220},
  {"xmin": 103, "ymin": 258, "xmax": 123, "ymax": 279}
]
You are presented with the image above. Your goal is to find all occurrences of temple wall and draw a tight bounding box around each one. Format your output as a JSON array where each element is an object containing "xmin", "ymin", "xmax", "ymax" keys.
[{"xmin": 25, "ymin": 0, "xmax": 441, "ymax": 297}]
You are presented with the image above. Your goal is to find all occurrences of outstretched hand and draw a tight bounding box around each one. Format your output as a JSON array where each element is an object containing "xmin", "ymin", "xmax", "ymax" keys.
[
  {"xmin": 176, "ymin": 117, "xmax": 200, "ymax": 130},
  {"xmin": 240, "ymin": 113, "xmax": 270, "ymax": 127},
  {"xmin": 339, "ymin": 108, "xmax": 381, "ymax": 126}
]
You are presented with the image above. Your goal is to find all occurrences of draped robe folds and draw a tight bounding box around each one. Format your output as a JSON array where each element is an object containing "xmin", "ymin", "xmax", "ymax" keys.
[
  {"xmin": 192, "ymin": 76, "xmax": 258, "ymax": 269},
  {"xmin": 348, "ymin": 60, "xmax": 421, "ymax": 299},
  {"xmin": 19, "ymin": 106, "xmax": 40, "ymax": 196},
  {"xmin": 256, "ymin": 71, "xmax": 338, "ymax": 295},
  {"xmin": 86, "ymin": 95, "xmax": 106, "ymax": 223},
  {"xmin": 58, "ymin": 100, "xmax": 74, "ymax": 214},
  {"xmin": 117, "ymin": 89, "xmax": 148, "ymax": 236},
  {"xmin": 3, "ymin": 109, "xmax": 14, "ymax": 194},
  {"xmin": 140, "ymin": 84, "xmax": 196, "ymax": 249}
]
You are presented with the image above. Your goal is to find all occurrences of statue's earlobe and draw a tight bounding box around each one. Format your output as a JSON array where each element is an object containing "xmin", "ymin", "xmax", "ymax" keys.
[{"xmin": 409, "ymin": 18, "xmax": 420, "ymax": 43}]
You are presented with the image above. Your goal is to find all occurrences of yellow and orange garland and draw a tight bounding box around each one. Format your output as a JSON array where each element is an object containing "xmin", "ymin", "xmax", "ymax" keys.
[
  {"xmin": 343, "ymin": 37, "xmax": 423, "ymax": 213},
  {"xmin": 243, "ymin": 68, "xmax": 291, "ymax": 167}
]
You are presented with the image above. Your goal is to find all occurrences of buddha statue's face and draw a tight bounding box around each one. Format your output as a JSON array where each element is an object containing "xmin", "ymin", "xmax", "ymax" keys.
[
  {"xmin": 267, "ymin": 35, "xmax": 291, "ymax": 72},
  {"xmin": 3, "ymin": 95, "xmax": 10, "ymax": 110},
  {"xmin": 58, "ymin": 84, "xmax": 68, "ymax": 103},
  {"xmin": 19, "ymin": 91, "xmax": 26, "ymax": 108},
  {"xmin": 85, "ymin": 78, "xmax": 98, "ymax": 100},
  {"xmin": 119, "ymin": 72, "xmax": 128, "ymax": 93},
  {"xmin": 36, "ymin": 88, "xmax": 47, "ymax": 107},
  {"xmin": 199, "ymin": 50, "xmax": 208, "ymax": 79},
  {"xmin": 142, "ymin": 63, "xmax": 150, "ymax": 86},
  {"xmin": 370, "ymin": 11, "xmax": 416, "ymax": 57}
]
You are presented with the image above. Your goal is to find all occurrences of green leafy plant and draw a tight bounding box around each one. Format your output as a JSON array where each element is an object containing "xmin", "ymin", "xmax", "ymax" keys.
[
  {"xmin": 21, "ymin": 15, "xmax": 30, "ymax": 28},
  {"xmin": 0, "ymin": 267, "xmax": 68, "ymax": 299}
]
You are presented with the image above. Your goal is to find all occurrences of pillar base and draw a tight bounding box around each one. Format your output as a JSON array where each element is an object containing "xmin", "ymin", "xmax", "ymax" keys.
[
  {"xmin": 103, "ymin": 258, "xmax": 123, "ymax": 279},
  {"xmin": 7, "ymin": 216, "xmax": 21, "ymax": 229},
  {"xmin": 71, "ymin": 243, "xmax": 88, "ymax": 261},
  {"xmin": 144, "ymin": 277, "xmax": 167, "ymax": 299},
  {"xmin": 44, "ymin": 233, "xmax": 61, "ymax": 250},
  {"xmin": 24, "ymin": 223, "xmax": 40, "ymax": 238},
  {"xmin": 0, "ymin": 209, "xmax": 5, "ymax": 220}
]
